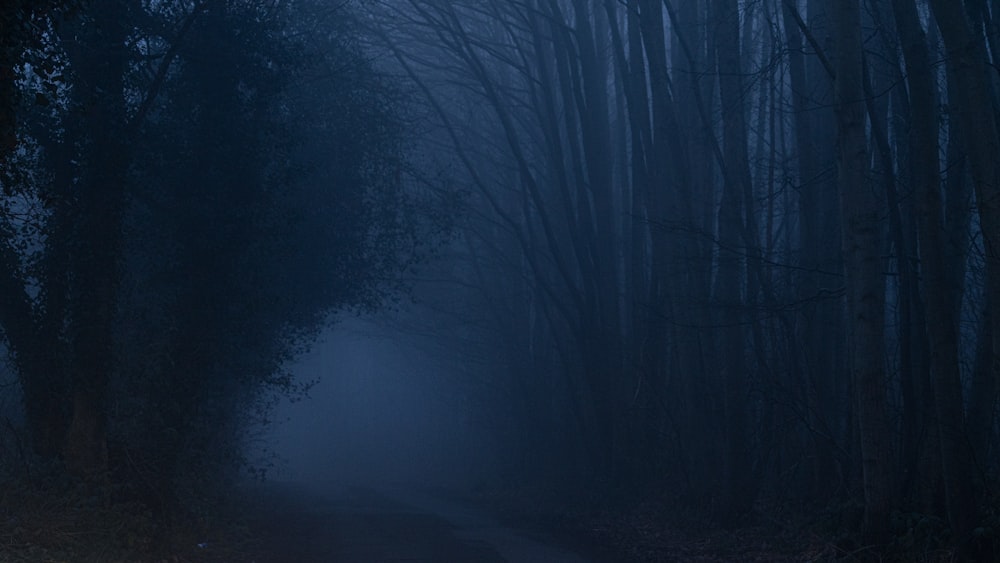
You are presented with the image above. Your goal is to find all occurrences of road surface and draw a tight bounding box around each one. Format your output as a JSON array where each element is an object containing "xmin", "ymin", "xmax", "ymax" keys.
[{"xmin": 251, "ymin": 483, "xmax": 596, "ymax": 563}]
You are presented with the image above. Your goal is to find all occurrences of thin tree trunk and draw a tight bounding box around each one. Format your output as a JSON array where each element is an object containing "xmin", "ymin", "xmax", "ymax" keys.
[
  {"xmin": 711, "ymin": 0, "xmax": 754, "ymax": 522},
  {"xmin": 893, "ymin": 0, "xmax": 979, "ymax": 550},
  {"xmin": 833, "ymin": 0, "xmax": 893, "ymax": 543},
  {"xmin": 928, "ymin": 0, "xmax": 1000, "ymax": 549}
]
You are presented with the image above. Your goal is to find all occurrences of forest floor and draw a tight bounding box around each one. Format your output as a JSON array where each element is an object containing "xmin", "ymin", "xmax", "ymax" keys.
[
  {"xmin": 0, "ymin": 474, "xmax": 262, "ymax": 563},
  {"xmin": 465, "ymin": 485, "xmax": 968, "ymax": 562},
  {"xmin": 463, "ymin": 486, "xmax": 837, "ymax": 562},
  {"xmin": 224, "ymin": 480, "xmax": 841, "ymax": 562},
  {"xmin": 0, "ymin": 477, "xmax": 961, "ymax": 562}
]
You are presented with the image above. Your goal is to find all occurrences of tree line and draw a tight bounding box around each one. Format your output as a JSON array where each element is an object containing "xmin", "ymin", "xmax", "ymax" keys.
[
  {"xmin": 368, "ymin": 0, "xmax": 1000, "ymax": 555},
  {"xmin": 0, "ymin": 0, "xmax": 418, "ymax": 515}
]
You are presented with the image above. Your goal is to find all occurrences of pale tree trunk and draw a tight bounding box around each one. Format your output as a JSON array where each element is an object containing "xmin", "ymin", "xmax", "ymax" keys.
[{"xmin": 832, "ymin": 0, "xmax": 893, "ymax": 543}]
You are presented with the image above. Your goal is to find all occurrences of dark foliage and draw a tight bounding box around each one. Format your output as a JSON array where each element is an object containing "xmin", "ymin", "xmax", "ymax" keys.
[{"xmin": 0, "ymin": 0, "xmax": 422, "ymax": 518}]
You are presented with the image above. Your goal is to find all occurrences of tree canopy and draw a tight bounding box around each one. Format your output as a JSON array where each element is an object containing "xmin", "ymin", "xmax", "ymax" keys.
[{"xmin": 0, "ymin": 0, "xmax": 420, "ymax": 510}]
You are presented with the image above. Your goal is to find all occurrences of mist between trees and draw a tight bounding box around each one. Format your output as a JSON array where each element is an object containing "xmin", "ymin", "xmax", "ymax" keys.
[{"xmin": 1, "ymin": 0, "xmax": 1000, "ymax": 559}]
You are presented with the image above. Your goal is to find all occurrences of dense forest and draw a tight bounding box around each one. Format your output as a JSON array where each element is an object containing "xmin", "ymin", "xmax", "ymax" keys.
[
  {"xmin": 0, "ymin": 0, "xmax": 424, "ymax": 559},
  {"xmin": 2, "ymin": 0, "xmax": 1000, "ymax": 561},
  {"xmin": 363, "ymin": 0, "xmax": 1000, "ymax": 559}
]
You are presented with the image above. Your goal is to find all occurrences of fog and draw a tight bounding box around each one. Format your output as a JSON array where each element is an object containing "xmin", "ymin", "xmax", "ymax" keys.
[
  {"xmin": 265, "ymin": 317, "xmax": 492, "ymax": 491},
  {"xmin": 4, "ymin": 0, "xmax": 1000, "ymax": 560}
]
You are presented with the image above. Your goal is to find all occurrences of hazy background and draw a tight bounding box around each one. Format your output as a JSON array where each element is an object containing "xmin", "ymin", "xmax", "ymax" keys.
[{"xmin": 263, "ymin": 317, "xmax": 492, "ymax": 491}]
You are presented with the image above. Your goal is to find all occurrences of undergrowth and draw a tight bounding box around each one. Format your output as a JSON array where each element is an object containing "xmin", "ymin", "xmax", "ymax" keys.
[{"xmin": 0, "ymin": 469, "xmax": 262, "ymax": 563}]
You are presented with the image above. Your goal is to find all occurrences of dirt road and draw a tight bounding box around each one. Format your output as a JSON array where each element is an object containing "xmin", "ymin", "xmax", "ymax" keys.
[{"xmin": 249, "ymin": 483, "xmax": 595, "ymax": 563}]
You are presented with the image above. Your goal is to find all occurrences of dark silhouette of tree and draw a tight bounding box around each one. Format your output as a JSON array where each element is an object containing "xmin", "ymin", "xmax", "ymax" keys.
[
  {"xmin": 6, "ymin": 0, "xmax": 1000, "ymax": 556},
  {"xmin": 1, "ymin": 0, "xmax": 419, "ymax": 507}
]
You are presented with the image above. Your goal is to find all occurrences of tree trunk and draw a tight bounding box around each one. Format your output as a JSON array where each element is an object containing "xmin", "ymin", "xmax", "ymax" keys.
[
  {"xmin": 928, "ymin": 0, "xmax": 1000, "ymax": 549},
  {"xmin": 61, "ymin": 0, "xmax": 131, "ymax": 477},
  {"xmin": 833, "ymin": 0, "xmax": 893, "ymax": 543},
  {"xmin": 711, "ymin": 0, "xmax": 754, "ymax": 522},
  {"xmin": 893, "ymin": 0, "xmax": 979, "ymax": 549}
]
